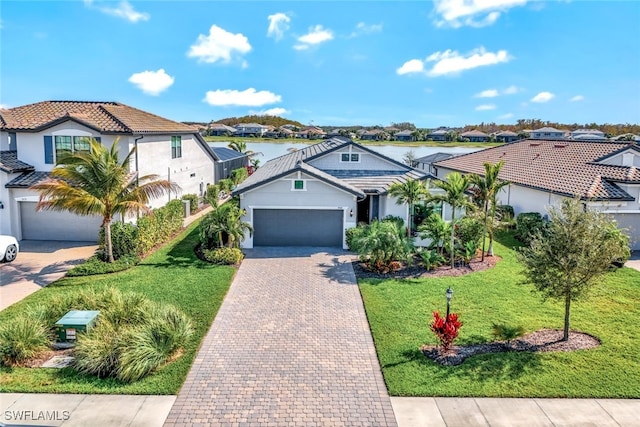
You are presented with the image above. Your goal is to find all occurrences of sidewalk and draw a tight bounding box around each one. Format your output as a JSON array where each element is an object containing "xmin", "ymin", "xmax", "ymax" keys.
[{"xmin": 3, "ymin": 393, "xmax": 639, "ymax": 426}]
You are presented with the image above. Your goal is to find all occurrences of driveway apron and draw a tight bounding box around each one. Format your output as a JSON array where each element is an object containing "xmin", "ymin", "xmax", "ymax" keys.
[{"xmin": 164, "ymin": 247, "xmax": 397, "ymax": 426}]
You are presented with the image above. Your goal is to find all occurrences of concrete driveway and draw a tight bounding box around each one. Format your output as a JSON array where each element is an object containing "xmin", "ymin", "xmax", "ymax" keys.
[
  {"xmin": 625, "ymin": 251, "xmax": 640, "ymax": 272},
  {"xmin": 0, "ymin": 241, "xmax": 97, "ymax": 311}
]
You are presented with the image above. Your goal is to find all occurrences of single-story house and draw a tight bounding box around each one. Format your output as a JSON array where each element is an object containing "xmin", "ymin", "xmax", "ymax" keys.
[
  {"xmin": 571, "ymin": 129, "xmax": 606, "ymax": 139},
  {"xmin": 232, "ymin": 137, "xmax": 438, "ymax": 249},
  {"xmin": 433, "ymin": 139, "xmax": 640, "ymax": 249},
  {"xmin": 0, "ymin": 100, "xmax": 219, "ymax": 242},
  {"xmin": 531, "ymin": 127, "xmax": 566, "ymax": 139},
  {"xmin": 460, "ymin": 130, "xmax": 490, "ymax": 142},
  {"xmin": 414, "ymin": 152, "xmax": 456, "ymax": 174},
  {"xmin": 427, "ymin": 129, "xmax": 449, "ymax": 141},
  {"xmin": 234, "ymin": 123, "xmax": 269, "ymax": 137},
  {"xmin": 359, "ymin": 129, "xmax": 387, "ymax": 141},
  {"xmin": 494, "ymin": 130, "xmax": 520, "ymax": 143},
  {"xmin": 395, "ymin": 130, "xmax": 415, "ymax": 142},
  {"xmin": 209, "ymin": 123, "xmax": 237, "ymax": 136}
]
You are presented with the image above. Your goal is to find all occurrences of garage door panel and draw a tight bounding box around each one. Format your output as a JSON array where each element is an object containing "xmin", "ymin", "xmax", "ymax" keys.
[
  {"xmin": 254, "ymin": 209, "xmax": 343, "ymax": 247},
  {"xmin": 611, "ymin": 213, "xmax": 640, "ymax": 250},
  {"xmin": 20, "ymin": 202, "xmax": 102, "ymax": 242}
]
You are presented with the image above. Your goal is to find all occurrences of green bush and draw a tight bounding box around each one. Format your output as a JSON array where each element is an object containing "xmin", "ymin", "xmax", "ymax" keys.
[
  {"xmin": 66, "ymin": 255, "xmax": 139, "ymax": 277},
  {"xmin": 492, "ymin": 323, "xmax": 526, "ymax": 344},
  {"xmin": 98, "ymin": 221, "xmax": 138, "ymax": 261},
  {"xmin": 74, "ymin": 321, "xmax": 126, "ymax": 378},
  {"xmin": 217, "ymin": 178, "xmax": 234, "ymax": 194},
  {"xmin": 345, "ymin": 226, "xmax": 365, "ymax": 251},
  {"xmin": 417, "ymin": 249, "xmax": 445, "ymax": 271},
  {"xmin": 515, "ymin": 212, "xmax": 547, "ymax": 245},
  {"xmin": 136, "ymin": 199, "xmax": 184, "ymax": 255},
  {"xmin": 202, "ymin": 247, "xmax": 244, "ymax": 265},
  {"xmin": 0, "ymin": 315, "xmax": 50, "ymax": 366},
  {"xmin": 349, "ymin": 220, "xmax": 414, "ymax": 273},
  {"xmin": 455, "ymin": 215, "xmax": 484, "ymax": 249},
  {"xmin": 181, "ymin": 194, "xmax": 198, "ymax": 215},
  {"xmin": 496, "ymin": 205, "xmax": 515, "ymax": 221},
  {"xmin": 230, "ymin": 167, "xmax": 248, "ymax": 185}
]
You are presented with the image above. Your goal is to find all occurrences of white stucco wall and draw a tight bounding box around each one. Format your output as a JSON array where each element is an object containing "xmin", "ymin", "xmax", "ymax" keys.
[
  {"xmin": 0, "ymin": 171, "xmax": 21, "ymax": 235},
  {"xmin": 238, "ymin": 171, "xmax": 358, "ymax": 248},
  {"xmin": 597, "ymin": 149, "xmax": 640, "ymax": 168},
  {"xmin": 309, "ymin": 145, "xmax": 404, "ymax": 171}
]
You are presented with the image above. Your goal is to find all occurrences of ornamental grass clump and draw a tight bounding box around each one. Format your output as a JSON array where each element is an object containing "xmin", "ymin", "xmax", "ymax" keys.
[
  {"xmin": 430, "ymin": 311, "xmax": 463, "ymax": 353},
  {"xmin": 0, "ymin": 315, "xmax": 50, "ymax": 366}
]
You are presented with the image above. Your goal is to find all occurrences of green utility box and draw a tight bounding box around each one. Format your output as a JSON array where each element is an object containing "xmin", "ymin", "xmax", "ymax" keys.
[{"xmin": 54, "ymin": 310, "xmax": 100, "ymax": 342}]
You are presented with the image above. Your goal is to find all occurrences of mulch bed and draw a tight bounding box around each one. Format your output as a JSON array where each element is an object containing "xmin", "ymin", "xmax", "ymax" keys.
[
  {"xmin": 421, "ymin": 329, "xmax": 601, "ymax": 366},
  {"xmin": 353, "ymin": 254, "xmax": 500, "ymax": 280}
]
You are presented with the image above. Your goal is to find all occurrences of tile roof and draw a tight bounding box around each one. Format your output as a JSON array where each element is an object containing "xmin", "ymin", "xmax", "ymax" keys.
[
  {"xmin": 0, "ymin": 101, "xmax": 199, "ymax": 134},
  {"xmin": 495, "ymin": 130, "xmax": 518, "ymax": 136},
  {"xmin": 460, "ymin": 130, "xmax": 490, "ymax": 137},
  {"xmin": 5, "ymin": 171, "xmax": 51, "ymax": 188},
  {"xmin": 434, "ymin": 139, "xmax": 640, "ymax": 201},
  {"xmin": 533, "ymin": 126, "xmax": 563, "ymax": 133},
  {"xmin": 0, "ymin": 151, "xmax": 35, "ymax": 173},
  {"xmin": 233, "ymin": 137, "xmax": 430, "ymax": 196}
]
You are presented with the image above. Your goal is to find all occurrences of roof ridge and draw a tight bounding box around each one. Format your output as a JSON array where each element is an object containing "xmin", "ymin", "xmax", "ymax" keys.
[
  {"xmin": 97, "ymin": 104, "xmax": 133, "ymax": 133},
  {"xmin": 586, "ymin": 175, "xmax": 602, "ymax": 198}
]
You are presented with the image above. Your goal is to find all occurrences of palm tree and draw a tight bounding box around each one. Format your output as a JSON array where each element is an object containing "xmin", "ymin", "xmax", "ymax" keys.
[
  {"xmin": 199, "ymin": 202, "xmax": 252, "ymax": 249},
  {"xmin": 228, "ymin": 140, "xmax": 263, "ymax": 162},
  {"xmin": 387, "ymin": 179, "xmax": 429, "ymax": 237},
  {"xmin": 30, "ymin": 139, "xmax": 179, "ymax": 263},
  {"xmin": 427, "ymin": 172, "xmax": 473, "ymax": 268},
  {"xmin": 469, "ymin": 161, "xmax": 509, "ymax": 260}
]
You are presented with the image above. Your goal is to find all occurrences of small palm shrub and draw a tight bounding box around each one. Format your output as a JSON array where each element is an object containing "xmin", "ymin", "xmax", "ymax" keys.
[
  {"xmin": 0, "ymin": 315, "xmax": 50, "ymax": 366},
  {"xmin": 417, "ymin": 249, "xmax": 445, "ymax": 271},
  {"xmin": 492, "ymin": 323, "xmax": 526, "ymax": 346},
  {"xmin": 418, "ymin": 213, "xmax": 451, "ymax": 255},
  {"xmin": 202, "ymin": 247, "xmax": 244, "ymax": 265},
  {"xmin": 350, "ymin": 219, "xmax": 414, "ymax": 273}
]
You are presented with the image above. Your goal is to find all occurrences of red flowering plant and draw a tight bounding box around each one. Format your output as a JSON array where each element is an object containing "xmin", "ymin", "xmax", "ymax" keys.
[{"xmin": 430, "ymin": 311, "xmax": 463, "ymax": 353}]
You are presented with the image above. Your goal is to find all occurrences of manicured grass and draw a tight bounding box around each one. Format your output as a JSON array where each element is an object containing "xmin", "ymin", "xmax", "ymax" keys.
[
  {"xmin": 0, "ymin": 222, "xmax": 235, "ymax": 395},
  {"xmin": 359, "ymin": 232, "xmax": 640, "ymax": 398},
  {"xmin": 204, "ymin": 135, "xmax": 503, "ymax": 149}
]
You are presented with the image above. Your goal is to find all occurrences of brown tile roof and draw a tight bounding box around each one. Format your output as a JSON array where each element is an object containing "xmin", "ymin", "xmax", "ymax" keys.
[
  {"xmin": 434, "ymin": 139, "xmax": 640, "ymax": 201},
  {"xmin": 460, "ymin": 130, "xmax": 489, "ymax": 137},
  {"xmin": 0, "ymin": 151, "xmax": 35, "ymax": 173},
  {"xmin": 5, "ymin": 171, "xmax": 51, "ymax": 188},
  {"xmin": 0, "ymin": 101, "xmax": 198, "ymax": 134}
]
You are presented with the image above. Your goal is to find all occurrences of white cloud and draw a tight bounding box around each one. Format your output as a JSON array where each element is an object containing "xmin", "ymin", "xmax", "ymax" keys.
[
  {"xmin": 349, "ymin": 22, "xmax": 383, "ymax": 37},
  {"xmin": 203, "ymin": 88, "xmax": 281, "ymax": 107},
  {"xmin": 503, "ymin": 85, "xmax": 521, "ymax": 94},
  {"xmin": 250, "ymin": 107, "xmax": 290, "ymax": 116},
  {"xmin": 433, "ymin": 0, "xmax": 528, "ymax": 28},
  {"xmin": 475, "ymin": 89, "xmax": 499, "ymax": 98},
  {"xmin": 425, "ymin": 47, "xmax": 511, "ymax": 77},
  {"xmin": 498, "ymin": 113, "xmax": 514, "ymax": 119},
  {"xmin": 128, "ymin": 69, "xmax": 174, "ymax": 96},
  {"xmin": 396, "ymin": 59, "xmax": 425, "ymax": 75},
  {"xmin": 267, "ymin": 12, "xmax": 290, "ymax": 41},
  {"xmin": 188, "ymin": 25, "xmax": 251, "ymax": 64},
  {"xmin": 85, "ymin": 0, "xmax": 150, "ymax": 23},
  {"xmin": 531, "ymin": 91, "xmax": 555, "ymax": 103},
  {"xmin": 0, "ymin": 104, "xmax": 9, "ymax": 109},
  {"xmin": 294, "ymin": 25, "xmax": 333, "ymax": 50},
  {"xmin": 475, "ymin": 104, "xmax": 496, "ymax": 111},
  {"xmin": 570, "ymin": 95, "xmax": 585, "ymax": 102}
]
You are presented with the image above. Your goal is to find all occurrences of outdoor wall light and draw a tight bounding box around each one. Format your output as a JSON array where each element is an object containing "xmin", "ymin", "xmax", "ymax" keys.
[
  {"xmin": 0, "ymin": 201, "xmax": 4, "ymax": 209},
  {"xmin": 349, "ymin": 209, "xmax": 353, "ymax": 217}
]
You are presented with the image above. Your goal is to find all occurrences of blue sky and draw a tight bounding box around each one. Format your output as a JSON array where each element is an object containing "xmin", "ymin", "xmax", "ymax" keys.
[{"xmin": 1, "ymin": 1, "xmax": 639, "ymax": 128}]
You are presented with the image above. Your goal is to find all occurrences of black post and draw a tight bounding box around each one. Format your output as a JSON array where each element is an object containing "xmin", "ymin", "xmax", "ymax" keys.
[{"xmin": 445, "ymin": 286, "xmax": 453, "ymax": 319}]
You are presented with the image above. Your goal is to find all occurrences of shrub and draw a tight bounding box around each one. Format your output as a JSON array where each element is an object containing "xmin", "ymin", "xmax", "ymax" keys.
[
  {"xmin": 73, "ymin": 321, "xmax": 125, "ymax": 378},
  {"xmin": 345, "ymin": 226, "xmax": 365, "ymax": 251},
  {"xmin": 454, "ymin": 215, "xmax": 484, "ymax": 249},
  {"xmin": 98, "ymin": 221, "xmax": 138, "ymax": 261},
  {"xmin": 217, "ymin": 179, "xmax": 234, "ymax": 194},
  {"xmin": 492, "ymin": 323, "xmax": 525, "ymax": 345},
  {"xmin": 0, "ymin": 315, "xmax": 49, "ymax": 366},
  {"xmin": 429, "ymin": 311, "xmax": 463, "ymax": 353},
  {"xmin": 230, "ymin": 167, "xmax": 248, "ymax": 185},
  {"xmin": 202, "ymin": 247, "xmax": 244, "ymax": 265},
  {"xmin": 181, "ymin": 194, "xmax": 198, "ymax": 215},
  {"xmin": 418, "ymin": 249, "xmax": 445, "ymax": 271},
  {"xmin": 461, "ymin": 240, "xmax": 479, "ymax": 265},
  {"xmin": 496, "ymin": 205, "xmax": 515, "ymax": 222},
  {"xmin": 515, "ymin": 212, "xmax": 547, "ymax": 245},
  {"xmin": 66, "ymin": 255, "xmax": 139, "ymax": 277},
  {"xmin": 350, "ymin": 220, "xmax": 414, "ymax": 273},
  {"xmin": 136, "ymin": 199, "xmax": 184, "ymax": 255},
  {"xmin": 205, "ymin": 184, "xmax": 220, "ymax": 207}
]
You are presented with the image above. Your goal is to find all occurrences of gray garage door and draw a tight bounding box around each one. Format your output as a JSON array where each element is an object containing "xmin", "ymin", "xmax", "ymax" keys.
[
  {"xmin": 20, "ymin": 202, "xmax": 102, "ymax": 242},
  {"xmin": 253, "ymin": 209, "xmax": 343, "ymax": 247},
  {"xmin": 611, "ymin": 213, "xmax": 640, "ymax": 250}
]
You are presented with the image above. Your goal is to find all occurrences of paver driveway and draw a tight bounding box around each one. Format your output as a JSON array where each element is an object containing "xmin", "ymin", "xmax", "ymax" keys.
[{"xmin": 165, "ymin": 247, "xmax": 397, "ymax": 426}]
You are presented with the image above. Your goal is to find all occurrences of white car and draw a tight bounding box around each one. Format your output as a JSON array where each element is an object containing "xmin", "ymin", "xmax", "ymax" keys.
[{"xmin": 0, "ymin": 235, "xmax": 19, "ymax": 262}]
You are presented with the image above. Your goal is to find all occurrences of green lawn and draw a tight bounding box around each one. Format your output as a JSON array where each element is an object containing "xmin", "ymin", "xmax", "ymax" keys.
[
  {"xmin": 204, "ymin": 135, "xmax": 503, "ymax": 149},
  {"xmin": 0, "ymin": 222, "xmax": 235, "ymax": 395},
  {"xmin": 359, "ymin": 233, "xmax": 640, "ymax": 398}
]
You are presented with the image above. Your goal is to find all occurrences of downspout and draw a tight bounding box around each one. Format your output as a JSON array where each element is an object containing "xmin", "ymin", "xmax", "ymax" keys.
[{"xmin": 134, "ymin": 135, "xmax": 144, "ymax": 219}]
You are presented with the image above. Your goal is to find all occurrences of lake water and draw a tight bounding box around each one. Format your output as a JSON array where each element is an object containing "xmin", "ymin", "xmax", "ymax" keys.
[{"xmin": 208, "ymin": 141, "xmax": 482, "ymax": 163}]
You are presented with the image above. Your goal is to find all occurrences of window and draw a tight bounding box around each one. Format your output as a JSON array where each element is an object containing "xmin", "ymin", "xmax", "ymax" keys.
[
  {"xmin": 341, "ymin": 153, "xmax": 360, "ymax": 162},
  {"xmin": 171, "ymin": 136, "xmax": 182, "ymax": 159},
  {"xmin": 292, "ymin": 180, "xmax": 305, "ymax": 190},
  {"xmin": 54, "ymin": 136, "xmax": 92, "ymax": 160}
]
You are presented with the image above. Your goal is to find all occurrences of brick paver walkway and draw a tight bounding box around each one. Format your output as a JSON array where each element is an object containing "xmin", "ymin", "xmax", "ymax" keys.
[{"xmin": 164, "ymin": 247, "xmax": 397, "ymax": 426}]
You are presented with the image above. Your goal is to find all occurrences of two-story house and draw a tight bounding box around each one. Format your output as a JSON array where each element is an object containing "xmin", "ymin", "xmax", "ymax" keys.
[
  {"xmin": 0, "ymin": 100, "xmax": 219, "ymax": 242},
  {"xmin": 531, "ymin": 127, "xmax": 566, "ymax": 139},
  {"xmin": 234, "ymin": 123, "xmax": 269, "ymax": 137}
]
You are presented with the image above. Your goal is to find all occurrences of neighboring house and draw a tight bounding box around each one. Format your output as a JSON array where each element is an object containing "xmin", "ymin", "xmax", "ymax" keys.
[
  {"xmin": 459, "ymin": 130, "xmax": 490, "ymax": 142},
  {"xmin": 572, "ymin": 133, "xmax": 608, "ymax": 141},
  {"xmin": 234, "ymin": 123, "xmax": 268, "ymax": 137},
  {"xmin": 427, "ymin": 129, "xmax": 449, "ymax": 141},
  {"xmin": 208, "ymin": 123, "xmax": 236, "ymax": 136},
  {"xmin": 359, "ymin": 129, "xmax": 387, "ymax": 141},
  {"xmin": 232, "ymin": 137, "xmax": 436, "ymax": 249},
  {"xmin": 531, "ymin": 127, "xmax": 565, "ymax": 139},
  {"xmin": 571, "ymin": 129, "xmax": 606, "ymax": 140},
  {"xmin": 297, "ymin": 126, "xmax": 327, "ymax": 139},
  {"xmin": 395, "ymin": 130, "xmax": 415, "ymax": 142},
  {"xmin": 612, "ymin": 133, "xmax": 640, "ymax": 142},
  {"xmin": 494, "ymin": 130, "xmax": 520, "ymax": 143},
  {"xmin": 414, "ymin": 152, "xmax": 456, "ymax": 174},
  {"xmin": 433, "ymin": 139, "xmax": 640, "ymax": 249},
  {"xmin": 0, "ymin": 100, "xmax": 218, "ymax": 242},
  {"xmin": 208, "ymin": 146, "xmax": 250, "ymax": 182}
]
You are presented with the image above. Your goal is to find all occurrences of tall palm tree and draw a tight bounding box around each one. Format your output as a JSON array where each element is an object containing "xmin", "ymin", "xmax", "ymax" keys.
[
  {"xmin": 387, "ymin": 179, "xmax": 429, "ymax": 237},
  {"xmin": 30, "ymin": 139, "xmax": 178, "ymax": 263},
  {"xmin": 470, "ymin": 161, "xmax": 510, "ymax": 260},
  {"xmin": 427, "ymin": 172, "xmax": 473, "ymax": 268}
]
